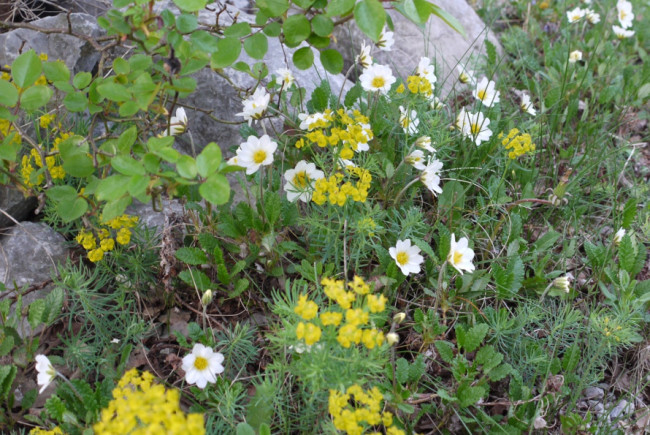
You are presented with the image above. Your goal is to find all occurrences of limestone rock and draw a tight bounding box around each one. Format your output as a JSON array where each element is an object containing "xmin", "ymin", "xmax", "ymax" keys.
[
  {"xmin": 126, "ymin": 198, "xmax": 185, "ymax": 235},
  {"xmin": 0, "ymin": 186, "xmax": 36, "ymax": 229}
]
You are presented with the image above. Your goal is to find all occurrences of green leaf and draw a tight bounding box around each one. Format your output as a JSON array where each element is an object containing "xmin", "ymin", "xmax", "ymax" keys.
[
  {"xmin": 310, "ymin": 86, "xmax": 328, "ymax": 111},
  {"xmin": 11, "ymin": 50, "xmax": 41, "ymax": 88},
  {"xmin": 45, "ymin": 185, "xmax": 77, "ymax": 202},
  {"xmin": 0, "ymin": 80, "xmax": 19, "ymax": 107},
  {"xmin": 176, "ymin": 155, "xmax": 198, "ymax": 179},
  {"xmin": 175, "ymin": 247, "xmax": 209, "ymax": 265},
  {"xmin": 111, "ymin": 155, "xmax": 146, "ymax": 176},
  {"xmin": 354, "ymin": 0, "xmax": 385, "ymax": 42},
  {"xmin": 622, "ymin": 198, "xmax": 637, "ymax": 229},
  {"xmin": 637, "ymin": 83, "xmax": 650, "ymax": 100},
  {"xmin": 562, "ymin": 344, "xmax": 580, "ymax": 372},
  {"xmin": 311, "ymin": 15, "xmax": 334, "ymax": 36},
  {"xmin": 244, "ymin": 33, "xmax": 268, "ymax": 60},
  {"xmin": 112, "ymin": 57, "xmax": 130, "ymax": 75},
  {"xmin": 196, "ymin": 142, "xmax": 222, "ymax": 178},
  {"xmin": 411, "ymin": 237, "xmax": 435, "ymax": 263},
  {"xmin": 20, "ymin": 85, "xmax": 53, "ymax": 112},
  {"xmin": 236, "ymin": 423, "xmax": 256, "ymax": 435},
  {"xmin": 62, "ymin": 153, "xmax": 95, "ymax": 177},
  {"xmin": 200, "ymin": 174, "xmax": 230, "ymax": 205},
  {"xmin": 456, "ymin": 323, "xmax": 488, "ymax": 353},
  {"xmin": 396, "ymin": 358, "xmax": 409, "ymax": 384},
  {"xmin": 457, "ymin": 383, "xmax": 485, "ymax": 407},
  {"xmin": 320, "ymin": 49, "xmax": 343, "ymax": 74},
  {"xmin": 263, "ymin": 22, "xmax": 282, "ymax": 37},
  {"xmin": 45, "ymin": 395, "xmax": 66, "ymax": 420},
  {"xmin": 230, "ymin": 278, "xmax": 250, "ymax": 298},
  {"xmin": 28, "ymin": 299, "xmax": 46, "ymax": 330},
  {"xmin": 191, "ymin": 31, "xmax": 219, "ymax": 53},
  {"xmin": 96, "ymin": 174, "xmax": 130, "ymax": 201},
  {"xmin": 176, "ymin": 13, "xmax": 198, "ymax": 33},
  {"xmin": 0, "ymin": 365, "xmax": 17, "ymax": 400},
  {"xmin": 533, "ymin": 230, "xmax": 561, "ymax": 252},
  {"xmin": 618, "ymin": 235, "xmax": 636, "ymax": 274},
  {"xmin": 399, "ymin": 0, "xmax": 431, "ymax": 25},
  {"xmin": 283, "ymin": 15, "xmax": 311, "ymax": 47},
  {"xmin": 429, "ymin": 3, "xmax": 465, "ymax": 37},
  {"xmin": 63, "ymin": 91, "xmax": 88, "ymax": 112},
  {"xmin": 264, "ymin": 191, "xmax": 281, "ymax": 225},
  {"xmin": 117, "ymin": 126, "xmax": 138, "ymax": 152},
  {"xmin": 41, "ymin": 287, "xmax": 64, "ymax": 325},
  {"xmin": 211, "ymin": 37, "xmax": 242, "ymax": 69},
  {"xmin": 485, "ymin": 39, "xmax": 497, "ymax": 67},
  {"xmin": 293, "ymin": 47, "xmax": 314, "ymax": 70},
  {"xmin": 57, "ymin": 197, "xmax": 88, "ymax": 223},
  {"xmin": 488, "ymin": 363, "xmax": 512, "ymax": 381},
  {"xmin": 224, "ymin": 22, "xmax": 251, "ymax": 37},
  {"xmin": 101, "ymin": 195, "xmax": 132, "ymax": 222},
  {"xmin": 476, "ymin": 345, "xmax": 503, "ymax": 372},
  {"xmin": 73, "ymin": 71, "xmax": 92, "ymax": 89},
  {"xmin": 178, "ymin": 269, "xmax": 212, "ymax": 291},
  {"xmin": 256, "ymin": 0, "xmax": 289, "ymax": 17},
  {"xmin": 344, "ymin": 82, "xmax": 362, "ymax": 107},
  {"xmin": 327, "ymin": 0, "xmax": 355, "ymax": 17},
  {"xmin": 434, "ymin": 340, "xmax": 454, "ymax": 363},
  {"xmin": 173, "ymin": 0, "xmax": 207, "ymax": 12},
  {"xmin": 0, "ymin": 336, "xmax": 14, "ymax": 357},
  {"xmin": 97, "ymin": 82, "xmax": 132, "ymax": 102}
]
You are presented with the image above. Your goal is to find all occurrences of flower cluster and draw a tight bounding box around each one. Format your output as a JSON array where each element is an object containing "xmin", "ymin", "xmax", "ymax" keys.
[
  {"xmin": 613, "ymin": 0, "xmax": 635, "ymax": 38},
  {"xmin": 329, "ymin": 385, "xmax": 404, "ymax": 435},
  {"xmin": 236, "ymin": 87, "xmax": 270, "ymax": 125},
  {"xmin": 498, "ymin": 128, "xmax": 536, "ymax": 159},
  {"xmin": 566, "ymin": 6, "xmax": 600, "ymax": 25},
  {"xmin": 93, "ymin": 369, "xmax": 205, "ymax": 434},
  {"xmin": 298, "ymin": 108, "xmax": 373, "ymax": 156},
  {"xmin": 76, "ymin": 214, "xmax": 138, "ymax": 262},
  {"xmin": 29, "ymin": 428, "xmax": 63, "ymax": 435},
  {"xmin": 294, "ymin": 276, "xmax": 387, "ymax": 350},
  {"xmin": 20, "ymin": 133, "xmax": 69, "ymax": 188},
  {"xmin": 312, "ymin": 165, "xmax": 372, "ymax": 207}
]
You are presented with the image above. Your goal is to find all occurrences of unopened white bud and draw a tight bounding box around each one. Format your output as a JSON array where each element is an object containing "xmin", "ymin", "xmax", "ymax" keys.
[
  {"xmin": 386, "ymin": 332, "xmax": 399, "ymax": 346},
  {"xmin": 393, "ymin": 312, "xmax": 406, "ymax": 324},
  {"xmin": 613, "ymin": 228, "xmax": 626, "ymax": 245},
  {"xmin": 201, "ymin": 289, "xmax": 213, "ymax": 306},
  {"xmin": 553, "ymin": 276, "xmax": 571, "ymax": 293}
]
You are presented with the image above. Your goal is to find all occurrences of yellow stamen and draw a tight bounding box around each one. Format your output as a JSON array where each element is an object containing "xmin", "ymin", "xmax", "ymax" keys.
[
  {"xmin": 194, "ymin": 356, "xmax": 208, "ymax": 370},
  {"xmin": 396, "ymin": 252, "xmax": 409, "ymax": 266},
  {"xmin": 253, "ymin": 150, "xmax": 267, "ymax": 164}
]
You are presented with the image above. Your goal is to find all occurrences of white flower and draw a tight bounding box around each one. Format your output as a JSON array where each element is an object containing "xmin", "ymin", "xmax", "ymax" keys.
[
  {"xmin": 406, "ymin": 150, "xmax": 427, "ymax": 170},
  {"xmin": 457, "ymin": 107, "xmax": 492, "ymax": 146},
  {"xmin": 567, "ymin": 7, "xmax": 586, "ymax": 23},
  {"xmin": 337, "ymin": 158, "xmax": 356, "ymax": 169},
  {"xmin": 389, "ymin": 239, "xmax": 424, "ymax": 276},
  {"xmin": 236, "ymin": 88, "xmax": 270, "ymax": 125},
  {"xmin": 182, "ymin": 343, "xmax": 224, "ymax": 389},
  {"xmin": 236, "ymin": 134, "xmax": 277, "ymax": 175},
  {"xmin": 420, "ymin": 158, "xmax": 443, "ymax": 195},
  {"xmin": 399, "ymin": 106, "xmax": 419, "ymax": 135},
  {"xmin": 585, "ymin": 9, "xmax": 600, "ymax": 24},
  {"xmin": 161, "ymin": 107, "xmax": 188, "ymax": 136},
  {"xmin": 414, "ymin": 136, "xmax": 435, "ymax": 153},
  {"xmin": 613, "ymin": 25, "xmax": 635, "ymax": 39},
  {"xmin": 569, "ymin": 50, "xmax": 582, "ymax": 64},
  {"xmin": 35, "ymin": 354, "xmax": 56, "ymax": 394},
  {"xmin": 227, "ymin": 155, "xmax": 240, "ymax": 166},
  {"xmin": 298, "ymin": 111, "xmax": 329, "ymax": 131},
  {"xmin": 616, "ymin": 0, "xmax": 634, "ymax": 29},
  {"xmin": 520, "ymin": 93, "xmax": 537, "ymax": 116},
  {"xmin": 429, "ymin": 96, "xmax": 445, "ymax": 110},
  {"xmin": 110, "ymin": 338, "xmax": 120, "ymax": 344},
  {"xmin": 473, "ymin": 77, "xmax": 500, "ymax": 107},
  {"xmin": 614, "ymin": 227, "xmax": 626, "ymax": 245},
  {"xmin": 377, "ymin": 27, "xmax": 394, "ymax": 51},
  {"xmin": 359, "ymin": 64, "xmax": 396, "ymax": 94},
  {"xmin": 457, "ymin": 64, "xmax": 476, "ymax": 85},
  {"xmin": 447, "ymin": 234, "xmax": 475, "ymax": 275},
  {"xmin": 276, "ymin": 68, "xmax": 294, "ymax": 88},
  {"xmin": 355, "ymin": 42, "xmax": 372, "ymax": 69},
  {"xmin": 552, "ymin": 275, "xmax": 572, "ymax": 293},
  {"xmin": 415, "ymin": 57, "xmax": 436, "ymax": 86},
  {"xmin": 283, "ymin": 160, "xmax": 324, "ymax": 203}
]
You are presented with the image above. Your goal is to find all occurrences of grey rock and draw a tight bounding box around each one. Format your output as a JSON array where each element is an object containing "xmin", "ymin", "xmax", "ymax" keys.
[
  {"xmin": 0, "ymin": 186, "xmax": 36, "ymax": 229},
  {"xmin": 126, "ymin": 198, "xmax": 185, "ymax": 235},
  {"xmin": 584, "ymin": 386, "xmax": 605, "ymax": 401},
  {"xmin": 609, "ymin": 399, "xmax": 635, "ymax": 420},
  {"xmin": 593, "ymin": 402, "xmax": 605, "ymax": 416},
  {"xmin": 0, "ymin": 13, "xmax": 103, "ymax": 74},
  {"xmin": 333, "ymin": 0, "xmax": 502, "ymax": 96}
]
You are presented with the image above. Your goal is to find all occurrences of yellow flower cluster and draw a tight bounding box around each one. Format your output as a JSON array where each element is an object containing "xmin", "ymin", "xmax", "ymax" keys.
[
  {"xmin": 294, "ymin": 276, "xmax": 387, "ymax": 350},
  {"xmin": 76, "ymin": 214, "xmax": 138, "ymax": 262},
  {"xmin": 20, "ymin": 133, "xmax": 70, "ymax": 188},
  {"xmin": 39, "ymin": 113, "xmax": 56, "ymax": 129},
  {"xmin": 93, "ymin": 369, "xmax": 205, "ymax": 434},
  {"xmin": 29, "ymin": 427, "xmax": 64, "ymax": 435},
  {"xmin": 312, "ymin": 166, "xmax": 372, "ymax": 207},
  {"xmin": 406, "ymin": 75, "xmax": 433, "ymax": 97},
  {"xmin": 498, "ymin": 128, "xmax": 536, "ymax": 159},
  {"xmin": 594, "ymin": 316, "xmax": 624, "ymax": 343},
  {"xmin": 329, "ymin": 385, "xmax": 404, "ymax": 435},
  {"xmin": 356, "ymin": 217, "xmax": 377, "ymax": 237},
  {"xmin": 298, "ymin": 109, "xmax": 374, "ymax": 158}
]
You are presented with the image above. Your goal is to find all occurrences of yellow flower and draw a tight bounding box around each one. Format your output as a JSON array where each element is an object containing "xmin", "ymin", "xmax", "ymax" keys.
[
  {"xmin": 337, "ymin": 324, "xmax": 362, "ymax": 348},
  {"xmin": 116, "ymin": 227, "xmax": 131, "ymax": 245},
  {"xmin": 88, "ymin": 248, "xmax": 104, "ymax": 263},
  {"xmin": 295, "ymin": 322, "xmax": 321, "ymax": 345},
  {"xmin": 100, "ymin": 238, "xmax": 115, "ymax": 251},
  {"xmin": 345, "ymin": 308, "xmax": 369, "ymax": 327},
  {"xmin": 294, "ymin": 294, "xmax": 318, "ymax": 320},
  {"xmin": 349, "ymin": 275, "xmax": 370, "ymax": 295},
  {"xmin": 39, "ymin": 113, "xmax": 55, "ymax": 129},
  {"xmin": 320, "ymin": 311, "xmax": 343, "ymax": 326},
  {"xmin": 366, "ymin": 293, "xmax": 387, "ymax": 313}
]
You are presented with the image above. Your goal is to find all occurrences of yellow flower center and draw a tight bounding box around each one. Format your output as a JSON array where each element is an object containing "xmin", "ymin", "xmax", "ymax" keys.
[
  {"xmin": 619, "ymin": 10, "xmax": 626, "ymax": 20},
  {"xmin": 470, "ymin": 123, "xmax": 480, "ymax": 135},
  {"xmin": 452, "ymin": 251, "xmax": 463, "ymax": 265},
  {"xmin": 396, "ymin": 251, "xmax": 409, "ymax": 266},
  {"xmin": 371, "ymin": 76, "xmax": 386, "ymax": 89},
  {"xmin": 194, "ymin": 356, "xmax": 208, "ymax": 370},
  {"xmin": 293, "ymin": 171, "xmax": 309, "ymax": 188},
  {"xmin": 477, "ymin": 89, "xmax": 487, "ymax": 101},
  {"xmin": 253, "ymin": 150, "xmax": 267, "ymax": 164},
  {"xmin": 459, "ymin": 72, "xmax": 469, "ymax": 83}
]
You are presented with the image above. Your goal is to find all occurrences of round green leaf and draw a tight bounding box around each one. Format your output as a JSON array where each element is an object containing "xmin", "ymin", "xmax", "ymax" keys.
[
  {"xmin": 263, "ymin": 22, "xmax": 282, "ymax": 37},
  {"xmin": 57, "ymin": 197, "xmax": 88, "ymax": 223},
  {"xmin": 11, "ymin": 50, "xmax": 41, "ymax": 88},
  {"xmin": 63, "ymin": 153, "xmax": 95, "ymax": 178},
  {"xmin": 176, "ymin": 155, "xmax": 198, "ymax": 179},
  {"xmin": 311, "ymin": 15, "xmax": 334, "ymax": 37},
  {"xmin": 20, "ymin": 85, "xmax": 53, "ymax": 112},
  {"xmin": 172, "ymin": 0, "xmax": 207, "ymax": 12},
  {"xmin": 283, "ymin": 15, "xmax": 311, "ymax": 47},
  {"xmin": 119, "ymin": 101, "xmax": 140, "ymax": 117},
  {"xmin": 320, "ymin": 49, "xmax": 343, "ymax": 74},
  {"xmin": 97, "ymin": 82, "xmax": 132, "ymax": 102},
  {"xmin": 191, "ymin": 31, "xmax": 219, "ymax": 54},
  {"xmin": 111, "ymin": 155, "xmax": 146, "ymax": 176},
  {"xmin": 63, "ymin": 92, "xmax": 89, "ymax": 112},
  {"xmin": 307, "ymin": 34, "xmax": 331, "ymax": 49},
  {"xmin": 73, "ymin": 71, "xmax": 92, "ymax": 90},
  {"xmin": 354, "ymin": 0, "xmax": 386, "ymax": 41},
  {"xmin": 326, "ymin": 0, "xmax": 355, "ymax": 17},
  {"xmin": 200, "ymin": 174, "xmax": 230, "ymax": 205},
  {"xmin": 196, "ymin": 142, "xmax": 222, "ymax": 178},
  {"xmin": 292, "ymin": 47, "xmax": 314, "ymax": 70},
  {"xmin": 224, "ymin": 22, "xmax": 251, "ymax": 38},
  {"xmin": 256, "ymin": 0, "xmax": 289, "ymax": 17},
  {"xmin": 0, "ymin": 80, "xmax": 19, "ymax": 107},
  {"xmin": 244, "ymin": 33, "xmax": 268, "ymax": 60},
  {"xmin": 176, "ymin": 13, "xmax": 198, "ymax": 33},
  {"xmin": 211, "ymin": 37, "xmax": 241, "ymax": 69},
  {"xmin": 42, "ymin": 61, "xmax": 70, "ymax": 83}
]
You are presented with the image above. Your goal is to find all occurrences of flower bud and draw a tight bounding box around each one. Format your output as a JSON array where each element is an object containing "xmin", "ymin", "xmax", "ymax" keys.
[
  {"xmin": 414, "ymin": 136, "xmax": 435, "ymax": 153},
  {"xmin": 386, "ymin": 332, "xmax": 399, "ymax": 346},
  {"xmin": 201, "ymin": 289, "xmax": 213, "ymax": 306},
  {"xmin": 393, "ymin": 312, "xmax": 406, "ymax": 324},
  {"xmin": 613, "ymin": 228, "xmax": 626, "ymax": 245},
  {"xmin": 553, "ymin": 276, "xmax": 571, "ymax": 293}
]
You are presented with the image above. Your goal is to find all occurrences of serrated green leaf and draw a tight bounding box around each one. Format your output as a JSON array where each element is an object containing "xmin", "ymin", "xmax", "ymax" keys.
[
  {"xmin": 0, "ymin": 365, "xmax": 17, "ymax": 400},
  {"xmin": 396, "ymin": 357, "xmax": 409, "ymax": 384},
  {"xmin": 411, "ymin": 237, "xmax": 435, "ymax": 262},
  {"xmin": 434, "ymin": 340, "xmax": 454, "ymax": 363},
  {"xmin": 562, "ymin": 344, "xmax": 580, "ymax": 372},
  {"xmin": 45, "ymin": 395, "xmax": 66, "ymax": 420},
  {"xmin": 487, "ymin": 362, "xmax": 512, "ymax": 381},
  {"xmin": 622, "ymin": 198, "xmax": 637, "ymax": 229},
  {"xmin": 42, "ymin": 287, "xmax": 64, "ymax": 325},
  {"xmin": 456, "ymin": 323, "xmax": 488, "ymax": 353},
  {"xmin": 179, "ymin": 269, "xmax": 212, "ymax": 291},
  {"xmin": 344, "ymin": 82, "xmax": 362, "ymax": 107},
  {"xmin": 618, "ymin": 235, "xmax": 636, "ymax": 273},
  {"xmin": 28, "ymin": 299, "xmax": 46, "ymax": 330},
  {"xmin": 457, "ymin": 383, "xmax": 485, "ymax": 407},
  {"xmin": 264, "ymin": 191, "xmax": 281, "ymax": 225},
  {"xmin": 175, "ymin": 247, "xmax": 209, "ymax": 265}
]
